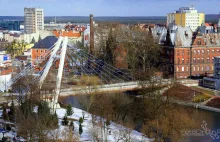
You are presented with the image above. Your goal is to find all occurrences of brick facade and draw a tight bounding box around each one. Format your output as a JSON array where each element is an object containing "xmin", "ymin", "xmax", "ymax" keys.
[{"xmin": 172, "ymin": 37, "xmax": 220, "ymax": 79}]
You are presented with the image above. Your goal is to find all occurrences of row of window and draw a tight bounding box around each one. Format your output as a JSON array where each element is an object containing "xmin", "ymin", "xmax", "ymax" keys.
[
  {"xmin": 176, "ymin": 66, "xmax": 214, "ymax": 72},
  {"xmin": 177, "ymin": 57, "xmax": 215, "ymax": 64},
  {"xmin": 177, "ymin": 49, "xmax": 220, "ymax": 56},
  {"xmin": 36, "ymin": 50, "xmax": 47, "ymax": 53},
  {"xmin": 193, "ymin": 49, "xmax": 220, "ymax": 55},
  {"xmin": 177, "ymin": 50, "xmax": 190, "ymax": 56}
]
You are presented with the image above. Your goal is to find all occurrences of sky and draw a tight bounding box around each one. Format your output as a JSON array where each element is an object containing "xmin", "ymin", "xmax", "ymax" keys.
[{"xmin": 0, "ymin": 0, "xmax": 219, "ymax": 16}]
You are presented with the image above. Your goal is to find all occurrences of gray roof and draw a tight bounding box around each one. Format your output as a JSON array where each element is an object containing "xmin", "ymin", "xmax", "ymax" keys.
[
  {"xmin": 152, "ymin": 25, "xmax": 167, "ymax": 45},
  {"xmin": 197, "ymin": 26, "xmax": 215, "ymax": 34},
  {"xmin": 174, "ymin": 26, "xmax": 193, "ymax": 47},
  {"xmin": 32, "ymin": 36, "xmax": 58, "ymax": 49},
  {"xmin": 203, "ymin": 33, "xmax": 220, "ymax": 46}
]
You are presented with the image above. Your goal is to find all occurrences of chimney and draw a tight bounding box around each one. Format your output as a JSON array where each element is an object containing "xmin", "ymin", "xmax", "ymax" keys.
[
  {"xmin": 90, "ymin": 14, "xmax": 94, "ymax": 54},
  {"xmin": 218, "ymin": 12, "xmax": 220, "ymax": 33}
]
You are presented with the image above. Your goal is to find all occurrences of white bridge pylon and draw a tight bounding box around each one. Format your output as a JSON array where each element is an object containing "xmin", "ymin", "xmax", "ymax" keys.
[
  {"xmin": 51, "ymin": 37, "xmax": 68, "ymax": 110},
  {"xmin": 39, "ymin": 36, "xmax": 64, "ymax": 88}
]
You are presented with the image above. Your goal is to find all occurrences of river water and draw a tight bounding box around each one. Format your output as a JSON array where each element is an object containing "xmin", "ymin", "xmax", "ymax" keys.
[{"xmin": 63, "ymin": 96, "xmax": 220, "ymax": 142}]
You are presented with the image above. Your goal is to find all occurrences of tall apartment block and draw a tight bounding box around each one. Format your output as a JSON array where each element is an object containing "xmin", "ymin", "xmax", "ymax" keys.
[
  {"xmin": 24, "ymin": 8, "xmax": 44, "ymax": 34},
  {"xmin": 167, "ymin": 6, "xmax": 205, "ymax": 32}
]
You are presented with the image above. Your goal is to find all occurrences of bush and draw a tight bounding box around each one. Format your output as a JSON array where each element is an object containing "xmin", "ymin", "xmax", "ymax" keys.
[
  {"xmin": 79, "ymin": 124, "xmax": 83, "ymax": 135},
  {"xmin": 66, "ymin": 105, "xmax": 73, "ymax": 116},
  {"xmin": 79, "ymin": 117, "xmax": 83, "ymax": 124},
  {"xmin": 62, "ymin": 114, "xmax": 69, "ymax": 126}
]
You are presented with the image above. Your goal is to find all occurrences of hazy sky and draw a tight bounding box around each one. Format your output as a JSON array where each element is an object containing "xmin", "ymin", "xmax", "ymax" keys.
[{"xmin": 0, "ymin": 0, "xmax": 219, "ymax": 16}]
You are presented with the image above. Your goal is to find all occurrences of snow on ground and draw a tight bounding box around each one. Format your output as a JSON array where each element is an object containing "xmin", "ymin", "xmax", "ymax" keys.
[{"xmin": 56, "ymin": 107, "xmax": 154, "ymax": 142}]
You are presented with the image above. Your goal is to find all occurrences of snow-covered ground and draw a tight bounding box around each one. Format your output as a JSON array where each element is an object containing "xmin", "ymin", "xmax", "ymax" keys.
[{"xmin": 56, "ymin": 107, "xmax": 154, "ymax": 142}]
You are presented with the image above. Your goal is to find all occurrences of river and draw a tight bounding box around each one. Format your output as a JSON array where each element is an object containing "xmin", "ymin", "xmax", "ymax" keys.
[{"xmin": 63, "ymin": 95, "xmax": 220, "ymax": 142}]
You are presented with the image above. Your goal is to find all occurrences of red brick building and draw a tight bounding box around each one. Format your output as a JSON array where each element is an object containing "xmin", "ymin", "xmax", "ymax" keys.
[
  {"xmin": 31, "ymin": 36, "xmax": 58, "ymax": 67},
  {"xmin": 159, "ymin": 24, "xmax": 220, "ymax": 79}
]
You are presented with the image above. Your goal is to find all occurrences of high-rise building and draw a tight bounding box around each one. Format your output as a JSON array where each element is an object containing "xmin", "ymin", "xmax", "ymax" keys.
[
  {"xmin": 24, "ymin": 8, "xmax": 44, "ymax": 34},
  {"xmin": 167, "ymin": 6, "xmax": 205, "ymax": 32}
]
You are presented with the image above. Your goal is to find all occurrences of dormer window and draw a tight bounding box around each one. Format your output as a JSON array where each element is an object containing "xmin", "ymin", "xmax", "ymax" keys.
[
  {"xmin": 197, "ymin": 40, "xmax": 201, "ymax": 45},
  {"xmin": 185, "ymin": 31, "xmax": 188, "ymax": 37},
  {"xmin": 210, "ymin": 38, "xmax": 214, "ymax": 44}
]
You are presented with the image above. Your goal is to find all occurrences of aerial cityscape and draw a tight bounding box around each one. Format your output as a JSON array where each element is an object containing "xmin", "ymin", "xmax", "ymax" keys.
[{"xmin": 0, "ymin": 0, "xmax": 220, "ymax": 142}]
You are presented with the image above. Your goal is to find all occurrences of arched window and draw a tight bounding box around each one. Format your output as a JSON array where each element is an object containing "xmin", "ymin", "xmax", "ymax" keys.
[
  {"xmin": 182, "ymin": 58, "xmax": 184, "ymax": 64},
  {"xmin": 207, "ymin": 57, "xmax": 210, "ymax": 63}
]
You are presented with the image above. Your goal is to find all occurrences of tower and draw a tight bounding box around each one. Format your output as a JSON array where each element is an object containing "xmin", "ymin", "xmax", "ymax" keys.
[
  {"xmin": 218, "ymin": 13, "xmax": 220, "ymax": 33},
  {"xmin": 90, "ymin": 14, "xmax": 94, "ymax": 55},
  {"xmin": 24, "ymin": 7, "xmax": 44, "ymax": 34}
]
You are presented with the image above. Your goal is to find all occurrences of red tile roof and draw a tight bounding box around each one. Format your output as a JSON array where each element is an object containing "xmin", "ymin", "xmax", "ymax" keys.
[
  {"xmin": 205, "ymin": 23, "xmax": 211, "ymax": 27},
  {"xmin": 53, "ymin": 30, "xmax": 81, "ymax": 38}
]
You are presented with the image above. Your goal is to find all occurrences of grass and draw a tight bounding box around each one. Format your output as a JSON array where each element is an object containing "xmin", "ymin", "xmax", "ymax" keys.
[
  {"xmin": 192, "ymin": 94, "xmax": 211, "ymax": 103},
  {"xmin": 191, "ymin": 86, "xmax": 215, "ymax": 96}
]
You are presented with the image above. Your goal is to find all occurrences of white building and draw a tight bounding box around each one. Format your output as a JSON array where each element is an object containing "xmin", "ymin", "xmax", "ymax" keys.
[
  {"xmin": 167, "ymin": 6, "xmax": 205, "ymax": 32},
  {"xmin": 24, "ymin": 8, "xmax": 44, "ymax": 34}
]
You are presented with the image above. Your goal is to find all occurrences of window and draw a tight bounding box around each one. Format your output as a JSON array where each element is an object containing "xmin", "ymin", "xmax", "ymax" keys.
[
  {"xmin": 36, "ymin": 50, "xmax": 38, "ymax": 53},
  {"xmin": 212, "ymin": 65, "xmax": 214, "ymax": 70},
  {"xmin": 177, "ymin": 67, "xmax": 179, "ymax": 72},
  {"xmin": 198, "ymin": 66, "xmax": 200, "ymax": 71},
  {"xmin": 202, "ymin": 50, "xmax": 204, "ymax": 54},
  {"xmin": 177, "ymin": 58, "xmax": 180, "ymax": 64},
  {"xmin": 182, "ymin": 58, "xmax": 184, "ymax": 64},
  {"xmin": 182, "ymin": 67, "xmax": 184, "ymax": 72},
  {"xmin": 212, "ymin": 50, "xmax": 214, "ymax": 54},
  {"xmin": 198, "ymin": 58, "xmax": 200, "ymax": 63},
  {"xmin": 177, "ymin": 51, "xmax": 180, "ymax": 56},
  {"xmin": 182, "ymin": 50, "xmax": 184, "ymax": 56},
  {"xmin": 207, "ymin": 57, "xmax": 210, "ymax": 63},
  {"xmin": 197, "ymin": 40, "xmax": 201, "ymax": 45},
  {"xmin": 217, "ymin": 50, "xmax": 220, "ymax": 54},
  {"xmin": 186, "ymin": 66, "xmax": 189, "ymax": 71},
  {"xmin": 187, "ymin": 58, "xmax": 189, "ymax": 64},
  {"xmin": 206, "ymin": 66, "xmax": 210, "ymax": 71},
  {"xmin": 201, "ymin": 66, "xmax": 204, "ymax": 71},
  {"xmin": 207, "ymin": 50, "xmax": 210, "ymax": 54},
  {"xmin": 202, "ymin": 58, "xmax": 204, "ymax": 63},
  {"xmin": 187, "ymin": 50, "xmax": 190, "ymax": 55},
  {"xmin": 212, "ymin": 57, "xmax": 214, "ymax": 63},
  {"xmin": 198, "ymin": 50, "xmax": 200, "ymax": 55},
  {"xmin": 193, "ymin": 58, "xmax": 196, "ymax": 63},
  {"xmin": 194, "ymin": 50, "xmax": 196, "ymax": 55},
  {"xmin": 193, "ymin": 66, "xmax": 196, "ymax": 71}
]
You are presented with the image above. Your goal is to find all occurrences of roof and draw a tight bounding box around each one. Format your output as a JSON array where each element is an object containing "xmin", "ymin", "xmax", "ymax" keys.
[
  {"xmin": 16, "ymin": 56, "xmax": 28, "ymax": 61},
  {"xmin": 205, "ymin": 23, "xmax": 211, "ymax": 27},
  {"xmin": 53, "ymin": 30, "xmax": 81, "ymax": 38},
  {"xmin": 32, "ymin": 36, "xmax": 58, "ymax": 49},
  {"xmin": 174, "ymin": 26, "xmax": 193, "ymax": 47},
  {"xmin": 203, "ymin": 33, "xmax": 220, "ymax": 46},
  {"xmin": 151, "ymin": 25, "xmax": 167, "ymax": 45}
]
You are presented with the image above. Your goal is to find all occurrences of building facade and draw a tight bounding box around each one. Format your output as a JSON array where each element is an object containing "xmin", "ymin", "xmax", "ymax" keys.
[
  {"xmin": 167, "ymin": 6, "xmax": 205, "ymax": 32},
  {"xmin": 31, "ymin": 36, "xmax": 57, "ymax": 66},
  {"xmin": 159, "ymin": 20, "xmax": 220, "ymax": 79},
  {"xmin": 0, "ymin": 21, "xmax": 20, "ymax": 31},
  {"xmin": 24, "ymin": 8, "xmax": 44, "ymax": 34}
]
